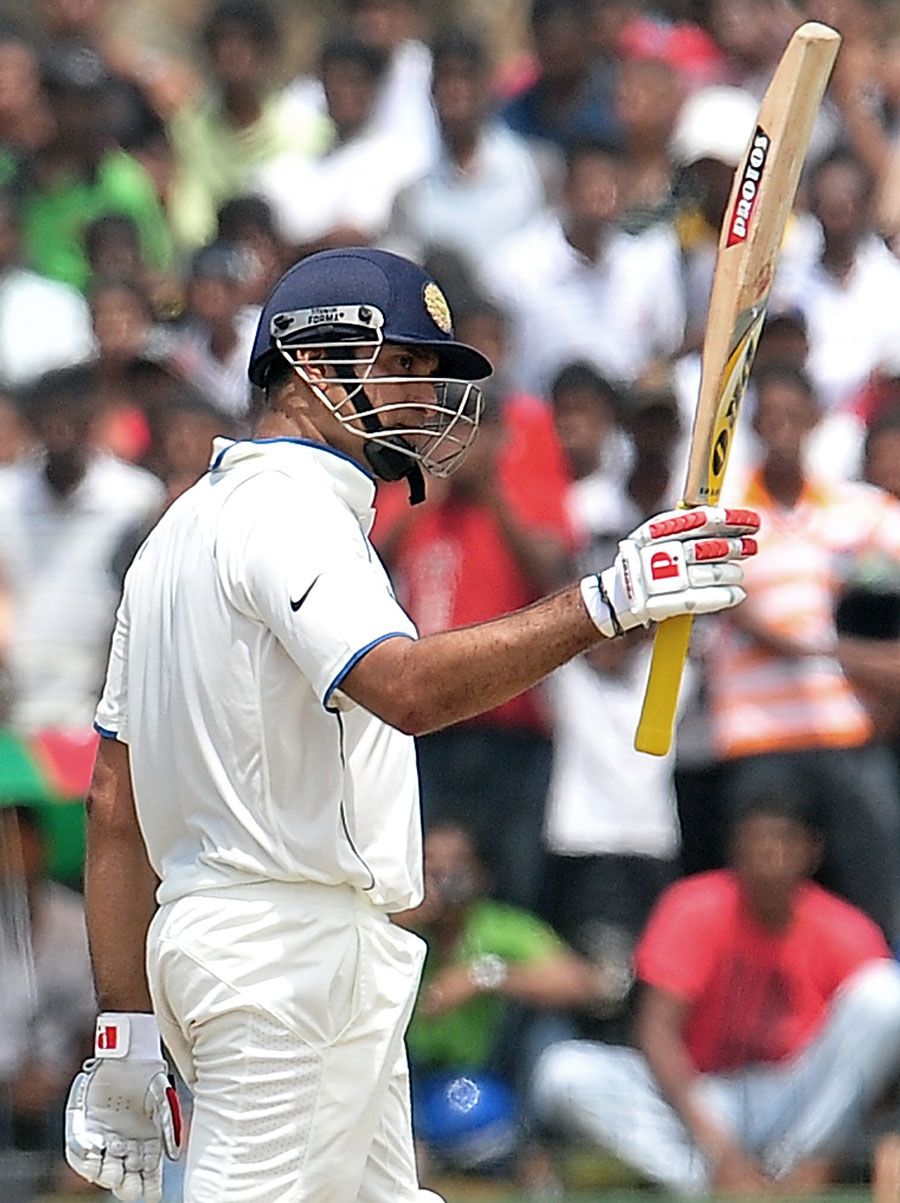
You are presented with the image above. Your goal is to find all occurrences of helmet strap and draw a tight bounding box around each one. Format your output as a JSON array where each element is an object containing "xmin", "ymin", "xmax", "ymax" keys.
[{"xmin": 343, "ymin": 368, "xmax": 427, "ymax": 506}]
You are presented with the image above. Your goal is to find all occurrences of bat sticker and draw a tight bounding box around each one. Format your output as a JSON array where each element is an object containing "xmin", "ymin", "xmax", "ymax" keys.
[
  {"xmin": 702, "ymin": 306, "xmax": 767, "ymax": 502},
  {"xmin": 726, "ymin": 128, "xmax": 772, "ymax": 247}
]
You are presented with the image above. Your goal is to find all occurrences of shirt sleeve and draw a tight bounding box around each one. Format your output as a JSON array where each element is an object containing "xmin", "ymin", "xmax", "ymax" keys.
[
  {"xmin": 819, "ymin": 897, "xmax": 891, "ymax": 996},
  {"xmin": 232, "ymin": 477, "xmax": 417, "ymax": 708},
  {"xmin": 634, "ymin": 880, "xmax": 721, "ymax": 1003},
  {"xmin": 469, "ymin": 902, "xmax": 564, "ymax": 964},
  {"xmin": 94, "ymin": 587, "xmax": 131, "ymax": 744}
]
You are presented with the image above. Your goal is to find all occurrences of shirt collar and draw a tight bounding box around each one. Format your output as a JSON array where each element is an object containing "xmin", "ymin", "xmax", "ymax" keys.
[{"xmin": 209, "ymin": 437, "xmax": 377, "ymax": 524}]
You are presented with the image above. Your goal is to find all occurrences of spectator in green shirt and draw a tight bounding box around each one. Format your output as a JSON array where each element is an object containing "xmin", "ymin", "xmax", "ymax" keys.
[
  {"xmin": 398, "ymin": 823, "xmax": 618, "ymax": 1190},
  {"xmin": 400, "ymin": 823, "xmax": 612, "ymax": 1074},
  {"xmin": 167, "ymin": 0, "xmax": 329, "ymax": 250},
  {"xmin": 18, "ymin": 44, "xmax": 174, "ymax": 293}
]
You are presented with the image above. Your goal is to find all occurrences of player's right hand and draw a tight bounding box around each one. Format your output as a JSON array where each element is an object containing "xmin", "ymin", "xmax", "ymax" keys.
[
  {"xmin": 581, "ymin": 505, "xmax": 760, "ymax": 638},
  {"xmin": 65, "ymin": 1013, "xmax": 182, "ymax": 1203}
]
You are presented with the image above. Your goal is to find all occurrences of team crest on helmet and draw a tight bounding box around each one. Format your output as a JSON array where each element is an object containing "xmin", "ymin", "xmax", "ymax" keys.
[{"xmin": 423, "ymin": 282, "xmax": 452, "ymax": 335}]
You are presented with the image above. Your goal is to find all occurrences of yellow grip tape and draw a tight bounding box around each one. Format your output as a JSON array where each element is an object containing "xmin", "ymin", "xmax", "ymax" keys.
[{"xmin": 634, "ymin": 613, "xmax": 694, "ymax": 756}]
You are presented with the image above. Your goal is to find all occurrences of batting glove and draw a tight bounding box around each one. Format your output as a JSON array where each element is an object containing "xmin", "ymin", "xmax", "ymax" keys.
[
  {"xmin": 65, "ymin": 1012, "xmax": 183, "ymax": 1203},
  {"xmin": 581, "ymin": 505, "xmax": 760, "ymax": 638}
]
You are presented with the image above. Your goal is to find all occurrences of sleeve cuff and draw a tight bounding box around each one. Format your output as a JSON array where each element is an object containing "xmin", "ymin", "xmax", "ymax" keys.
[{"xmin": 323, "ymin": 632, "xmax": 414, "ymax": 710}]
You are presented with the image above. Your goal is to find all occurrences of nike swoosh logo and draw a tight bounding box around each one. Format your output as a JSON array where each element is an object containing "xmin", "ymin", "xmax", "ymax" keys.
[{"xmin": 290, "ymin": 575, "xmax": 321, "ymax": 612}]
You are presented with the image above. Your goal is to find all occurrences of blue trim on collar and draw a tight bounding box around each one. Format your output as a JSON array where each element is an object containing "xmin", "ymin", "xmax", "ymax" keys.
[
  {"xmin": 323, "ymin": 631, "xmax": 414, "ymax": 710},
  {"xmin": 210, "ymin": 437, "xmax": 375, "ymax": 481},
  {"xmin": 94, "ymin": 722, "xmax": 120, "ymax": 741}
]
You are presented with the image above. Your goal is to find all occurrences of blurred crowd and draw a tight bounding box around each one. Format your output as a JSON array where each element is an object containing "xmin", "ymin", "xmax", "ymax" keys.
[{"xmin": 1, "ymin": 0, "xmax": 900, "ymax": 1197}]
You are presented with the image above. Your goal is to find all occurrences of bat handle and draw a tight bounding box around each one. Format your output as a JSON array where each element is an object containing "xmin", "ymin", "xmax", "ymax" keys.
[{"xmin": 634, "ymin": 613, "xmax": 694, "ymax": 755}]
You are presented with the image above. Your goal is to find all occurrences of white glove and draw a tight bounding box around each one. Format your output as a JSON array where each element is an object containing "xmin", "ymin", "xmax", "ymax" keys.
[
  {"xmin": 581, "ymin": 505, "xmax": 760, "ymax": 638},
  {"xmin": 65, "ymin": 1012, "xmax": 183, "ymax": 1203}
]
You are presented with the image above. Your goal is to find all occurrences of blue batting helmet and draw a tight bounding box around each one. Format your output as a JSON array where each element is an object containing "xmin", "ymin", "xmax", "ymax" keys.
[{"xmin": 248, "ymin": 247, "xmax": 491, "ymax": 388}]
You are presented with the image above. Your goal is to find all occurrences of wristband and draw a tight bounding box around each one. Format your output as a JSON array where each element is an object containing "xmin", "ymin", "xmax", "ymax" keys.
[
  {"xmin": 95, "ymin": 1012, "xmax": 163, "ymax": 1061},
  {"xmin": 468, "ymin": 954, "xmax": 509, "ymax": 992},
  {"xmin": 580, "ymin": 573, "xmax": 625, "ymax": 638}
]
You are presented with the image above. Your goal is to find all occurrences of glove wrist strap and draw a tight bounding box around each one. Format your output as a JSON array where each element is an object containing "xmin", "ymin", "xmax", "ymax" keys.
[
  {"xmin": 580, "ymin": 573, "xmax": 626, "ymax": 638},
  {"xmin": 95, "ymin": 1012, "xmax": 163, "ymax": 1061}
]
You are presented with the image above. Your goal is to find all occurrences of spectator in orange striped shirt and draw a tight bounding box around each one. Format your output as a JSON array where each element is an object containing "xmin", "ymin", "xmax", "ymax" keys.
[{"xmin": 709, "ymin": 364, "xmax": 900, "ymax": 938}]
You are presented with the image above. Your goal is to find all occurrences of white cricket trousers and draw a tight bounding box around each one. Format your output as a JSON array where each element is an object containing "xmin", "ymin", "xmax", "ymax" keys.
[
  {"xmin": 146, "ymin": 881, "xmax": 427, "ymax": 1203},
  {"xmin": 534, "ymin": 960, "xmax": 900, "ymax": 1197}
]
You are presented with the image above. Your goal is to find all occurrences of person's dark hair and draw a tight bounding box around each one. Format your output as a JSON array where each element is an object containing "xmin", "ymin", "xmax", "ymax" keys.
[
  {"xmin": 752, "ymin": 362, "xmax": 816, "ymax": 403},
  {"xmin": 264, "ymin": 353, "xmax": 294, "ymax": 400},
  {"xmin": 530, "ymin": 0, "xmax": 590, "ymax": 29},
  {"xmin": 732, "ymin": 790, "xmax": 821, "ymax": 837},
  {"xmin": 431, "ymin": 27, "xmax": 489, "ymax": 75},
  {"xmin": 550, "ymin": 360, "xmax": 620, "ymax": 408},
  {"xmin": 202, "ymin": 0, "xmax": 279, "ymax": 56},
  {"xmin": 421, "ymin": 247, "xmax": 477, "ymax": 313},
  {"xmin": 319, "ymin": 36, "xmax": 387, "ymax": 81},
  {"xmin": 41, "ymin": 42, "xmax": 110, "ymax": 96},
  {"xmin": 564, "ymin": 134, "xmax": 626, "ymax": 174},
  {"xmin": 809, "ymin": 147, "xmax": 875, "ymax": 204},
  {"xmin": 760, "ymin": 308, "xmax": 807, "ymax": 339},
  {"xmin": 115, "ymin": 85, "xmax": 169, "ymax": 155},
  {"xmin": 865, "ymin": 406, "xmax": 900, "ymax": 460},
  {"xmin": 453, "ymin": 294, "xmax": 509, "ymax": 334},
  {"xmin": 84, "ymin": 214, "xmax": 141, "ymax": 261},
  {"xmin": 217, "ymin": 194, "xmax": 278, "ymax": 243},
  {"xmin": 22, "ymin": 363, "xmax": 100, "ymax": 416}
]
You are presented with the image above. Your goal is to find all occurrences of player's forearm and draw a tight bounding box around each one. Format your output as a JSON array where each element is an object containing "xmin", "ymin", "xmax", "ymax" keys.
[
  {"xmin": 84, "ymin": 741, "xmax": 158, "ymax": 1012},
  {"xmin": 346, "ymin": 585, "xmax": 600, "ymax": 735}
]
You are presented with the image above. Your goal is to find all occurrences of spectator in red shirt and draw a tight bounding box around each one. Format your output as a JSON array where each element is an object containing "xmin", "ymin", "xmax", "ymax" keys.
[
  {"xmin": 534, "ymin": 791, "xmax": 900, "ymax": 1196},
  {"xmin": 372, "ymin": 297, "xmax": 573, "ymax": 908}
]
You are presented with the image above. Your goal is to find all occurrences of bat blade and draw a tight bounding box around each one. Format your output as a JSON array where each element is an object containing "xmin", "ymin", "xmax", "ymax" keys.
[{"xmin": 634, "ymin": 21, "xmax": 840, "ymax": 757}]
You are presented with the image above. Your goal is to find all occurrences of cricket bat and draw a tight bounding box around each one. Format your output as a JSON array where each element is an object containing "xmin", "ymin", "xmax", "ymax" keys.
[{"xmin": 634, "ymin": 21, "xmax": 840, "ymax": 756}]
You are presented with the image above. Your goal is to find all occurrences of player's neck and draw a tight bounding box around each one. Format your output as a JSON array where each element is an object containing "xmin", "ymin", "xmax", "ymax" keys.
[
  {"xmin": 255, "ymin": 408, "xmax": 327, "ymax": 445},
  {"xmin": 255, "ymin": 407, "xmax": 370, "ymax": 474}
]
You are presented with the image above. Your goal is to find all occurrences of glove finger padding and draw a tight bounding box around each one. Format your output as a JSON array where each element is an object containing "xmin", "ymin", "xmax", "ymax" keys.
[
  {"xmin": 116, "ymin": 1167, "xmax": 162, "ymax": 1203},
  {"xmin": 646, "ymin": 585, "xmax": 746, "ymax": 621},
  {"xmin": 631, "ymin": 506, "xmax": 760, "ymax": 544},
  {"xmin": 686, "ymin": 562, "xmax": 745, "ymax": 587}
]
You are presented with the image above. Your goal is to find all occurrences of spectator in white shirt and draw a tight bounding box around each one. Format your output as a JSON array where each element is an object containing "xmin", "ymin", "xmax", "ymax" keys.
[
  {"xmin": 483, "ymin": 140, "xmax": 685, "ymax": 395},
  {"xmin": 285, "ymin": 0, "xmax": 438, "ymax": 182},
  {"xmin": 384, "ymin": 28, "xmax": 546, "ymax": 271},
  {"xmin": 171, "ymin": 243, "xmax": 258, "ymax": 419},
  {"xmin": 0, "ymin": 365, "xmax": 163, "ymax": 733},
  {"xmin": 0, "ymin": 189, "xmax": 93, "ymax": 390},
  {"xmin": 255, "ymin": 38, "xmax": 417, "ymax": 251},
  {"xmin": 777, "ymin": 150, "xmax": 900, "ymax": 414},
  {"xmin": 544, "ymin": 361, "xmax": 681, "ymax": 1041}
]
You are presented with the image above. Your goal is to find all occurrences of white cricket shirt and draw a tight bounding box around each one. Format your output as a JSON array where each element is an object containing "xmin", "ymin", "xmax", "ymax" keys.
[{"xmin": 95, "ymin": 438, "xmax": 423, "ymax": 911}]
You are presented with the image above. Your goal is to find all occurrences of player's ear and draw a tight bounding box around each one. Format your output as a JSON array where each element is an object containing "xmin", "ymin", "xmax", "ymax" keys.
[{"xmin": 294, "ymin": 347, "xmax": 330, "ymax": 385}]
